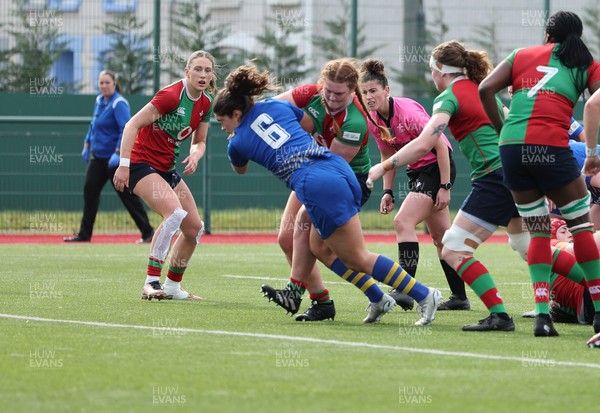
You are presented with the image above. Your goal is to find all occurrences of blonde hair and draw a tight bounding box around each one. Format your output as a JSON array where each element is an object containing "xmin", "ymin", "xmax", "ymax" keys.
[{"xmin": 186, "ymin": 50, "xmax": 218, "ymax": 94}]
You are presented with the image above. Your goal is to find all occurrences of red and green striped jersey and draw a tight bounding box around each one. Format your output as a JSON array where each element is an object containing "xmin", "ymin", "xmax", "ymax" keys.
[
  {"xmin": 131, "ymin": 79, "xmax": 213, "ymax": 172},
  {"xmin": 432, "ymin": 78, "xmax": 503, "ymax": 180},
  {"xmin": 291, "ymin": 84, "xmax": 370, "ymax": 175},
  {"xmin": 501, "ymin": 43, "xmax": 600, "ymax": 147}
]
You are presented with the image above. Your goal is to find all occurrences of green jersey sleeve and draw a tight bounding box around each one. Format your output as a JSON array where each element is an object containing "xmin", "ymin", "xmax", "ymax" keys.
[{"xmin": 432, "ymin": 89, "xmax": 459, "ymax": 117}]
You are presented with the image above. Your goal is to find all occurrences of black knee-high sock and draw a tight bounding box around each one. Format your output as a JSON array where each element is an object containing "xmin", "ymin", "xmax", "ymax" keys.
[
  {"xmin": 398, "ymin": 242, "xmax": 419, "ymax": 278},
  {"xmin": 440, "ymin": 260, "xmax": 467, "ymax": 300}
]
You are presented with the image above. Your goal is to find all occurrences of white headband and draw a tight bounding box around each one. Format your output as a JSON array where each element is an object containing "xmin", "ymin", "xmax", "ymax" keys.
[{"xmin": 429, "ymin": 56, "xmax": 464, "ymax": 74}]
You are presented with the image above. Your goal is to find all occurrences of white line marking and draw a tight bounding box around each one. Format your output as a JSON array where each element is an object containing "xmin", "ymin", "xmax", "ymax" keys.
[
  {"xmin": 222, "ymin": 274, "xmax": 527, "ymax": 288},
  {"xmin": 1, "ymin": 313, "xmax": 598, "ymax": 369}
]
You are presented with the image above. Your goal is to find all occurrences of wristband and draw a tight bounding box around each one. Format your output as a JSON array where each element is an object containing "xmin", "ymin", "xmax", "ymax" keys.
[
  {"xmin": 382, "ymin": 189, "xmax": 395, "ymax": 202},
  {"xmin": 119, "ymin": 157, "xmax": 130, "ymax": 167},
  {"xmin": 586, "ymin": 146, "xmax": 598, "ymax": 157}
]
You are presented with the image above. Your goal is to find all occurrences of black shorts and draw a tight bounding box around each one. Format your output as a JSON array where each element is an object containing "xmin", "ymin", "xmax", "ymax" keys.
[
  {"xmin": 406, "ymin": 156, "xmax": 457, "ymax": 202},
  {"xmin": 499, "ymin": 144, "xmax": 581, "ymax": 193},
  {"xmin": 355, "ymin": 173, "xmax": 372, "ymax": 207},
  {"xmin": 127, "ymin": 163, "xmax": 182, "ymax": 194},
  {"xmin": 460, "ymin": 168, "xmax": 520, "ymax": 227}
]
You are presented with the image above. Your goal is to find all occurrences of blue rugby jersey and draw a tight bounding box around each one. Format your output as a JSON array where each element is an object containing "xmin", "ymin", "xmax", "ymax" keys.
[{"xmin": 228, "ymin": 99, "xmax": 330, "ymax": 187}]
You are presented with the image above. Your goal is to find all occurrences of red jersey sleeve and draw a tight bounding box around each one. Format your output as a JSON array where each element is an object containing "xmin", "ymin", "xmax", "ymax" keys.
[
  {"xmin": 291, "ymin": 84, "xmax": 319, "ymax": 108},
  {"xmin": 149, "ymin": 81, "xmax": 182, "ymax": 116},
  {"xmin": 588, "ymin": 60, "xmax": 600, "ymax": 88}
]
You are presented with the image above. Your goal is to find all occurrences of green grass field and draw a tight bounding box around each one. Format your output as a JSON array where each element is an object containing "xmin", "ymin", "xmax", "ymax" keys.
[{"xmin": 2, "ymin": 241, "xmax": 599, "ymax": 413}]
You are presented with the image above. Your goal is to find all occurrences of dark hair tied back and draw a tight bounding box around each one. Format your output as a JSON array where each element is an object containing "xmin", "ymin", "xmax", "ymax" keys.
[
  {"xmin": 359, "ymin": 58, "xmax": 388, "ymax": 88},
  {"xmin": 546, "ymin": 11, "xmax": 592, "ymax": 71},
  {"xmin": 214, "ymin": 65, "xmax": 278, "ymax": 117}
]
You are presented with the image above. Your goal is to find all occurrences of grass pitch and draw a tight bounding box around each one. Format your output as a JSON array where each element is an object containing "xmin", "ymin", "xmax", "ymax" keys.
[{"xmin": 1, "ymin": 241, "xmax": 598, "ymax": 412}]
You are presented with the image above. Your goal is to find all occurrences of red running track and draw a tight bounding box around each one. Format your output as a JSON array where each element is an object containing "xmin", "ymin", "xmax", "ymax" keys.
[{"xmin": 0, "ymin": 233, "xmax": 509, "ymax": 244}]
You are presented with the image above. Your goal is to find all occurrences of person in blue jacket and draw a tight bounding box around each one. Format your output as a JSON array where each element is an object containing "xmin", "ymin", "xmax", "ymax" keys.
[{"xmin": 65, "ymin": 70, "xmax": 154, "ymax": 243}]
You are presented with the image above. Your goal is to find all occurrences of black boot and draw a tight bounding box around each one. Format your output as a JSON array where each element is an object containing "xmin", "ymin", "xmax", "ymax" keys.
[{"xmin": 295, "ymin": 300, "xmax": 335, "ymax": 321}]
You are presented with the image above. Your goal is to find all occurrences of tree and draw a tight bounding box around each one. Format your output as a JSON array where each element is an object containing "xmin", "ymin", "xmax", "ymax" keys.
[
  {"xmin": 313, "ymin": 0, "xmax": 383, "ymax": 60},
  {"xmin": 393, "ymin": 0, "xmax": 449, "ymax": 99},
  {"xmin": 97, "ymin": 12, "xmax": 153, "ymax": 94},
  {"xmin": 0, "ymin": 0, "xmax": 69, "ymax": 93},
  {"xmin": 0, "ymin": 23, "xmax": 11, "ymax": 92},
  {"xmin": 470, "ymin": 18, "xmax": 503, "ymax": 66},
  {"xmin": 167, "ymin": 0, "xmax": 242, "ymax": 87},
  {"xmin": 252, "ymin": 18, "xmax": 309, "ymax": 90},
  {"xmin": 583, "ymin": 0, "xmax": 600, "ymax": 62}
]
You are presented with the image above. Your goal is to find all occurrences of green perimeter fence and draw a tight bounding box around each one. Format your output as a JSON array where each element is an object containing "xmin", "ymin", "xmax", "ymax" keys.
[{"xmin": 2, "ymin": 93, "xmax": 579, "ymax": 235}]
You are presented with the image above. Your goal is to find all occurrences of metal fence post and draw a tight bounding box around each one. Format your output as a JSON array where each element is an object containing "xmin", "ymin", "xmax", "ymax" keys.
[{"xmin": 202, "ymin": 123, "xmax": 212, "ymax": 234}]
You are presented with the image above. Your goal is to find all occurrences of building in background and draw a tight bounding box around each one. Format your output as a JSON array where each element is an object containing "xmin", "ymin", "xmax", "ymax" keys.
[{"xmin": 0, "ymin": 0, "xmax": 598, "ymax": 95}]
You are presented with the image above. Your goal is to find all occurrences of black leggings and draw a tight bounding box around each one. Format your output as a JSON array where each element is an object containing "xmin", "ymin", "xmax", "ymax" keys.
[{"xmin": 76, "ymin": 156, "xmax": 153, "ymax": 240}]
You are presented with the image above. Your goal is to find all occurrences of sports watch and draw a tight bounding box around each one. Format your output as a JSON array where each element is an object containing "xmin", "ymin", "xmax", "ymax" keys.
[{"xmin": 439, "ymin": 182, "xmax": 453, "ymax": 190}]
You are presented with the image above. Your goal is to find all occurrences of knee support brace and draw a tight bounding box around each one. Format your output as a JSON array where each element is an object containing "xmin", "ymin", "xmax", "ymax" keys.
[
  {"xmin": 152, "ymin": 208, "xmax": 188, "ymax": 261},
  {"xmin": 442, "ymin": 224, "xmax": 483, "ymax": 254},
  {"xmin": 508, "ymin": 231, "xmax": 530, "ymax": 261}
]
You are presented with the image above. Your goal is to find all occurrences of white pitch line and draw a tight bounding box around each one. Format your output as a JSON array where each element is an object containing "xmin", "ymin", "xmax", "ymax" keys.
[
  {"xmin": 1, "ymin": 313, "xmax": 598, "ymax": 370},
  {"xmin": 222, "ymin": 274, "xmax": 527, "ymax": 288}
]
